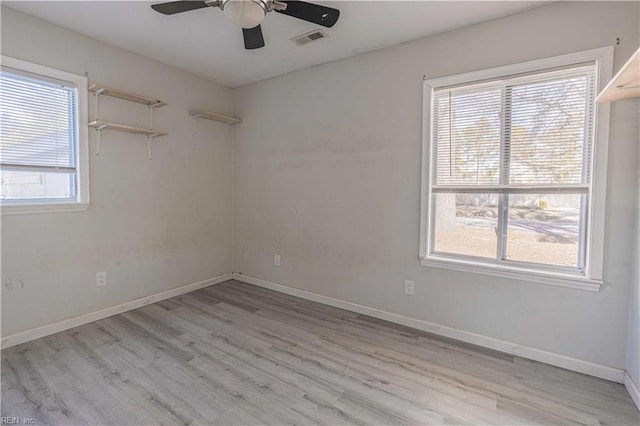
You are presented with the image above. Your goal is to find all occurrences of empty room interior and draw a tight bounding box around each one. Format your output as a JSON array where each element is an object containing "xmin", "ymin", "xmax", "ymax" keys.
[{"xmin": 1, "ymin": 0, "xmax": 640, "ymax": 424}]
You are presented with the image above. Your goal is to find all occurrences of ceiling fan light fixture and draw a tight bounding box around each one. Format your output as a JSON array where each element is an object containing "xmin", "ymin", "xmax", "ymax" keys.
[
  {"xmin": 222, "ymin": 0, "xmax": 268, "ymax": 29},
  {"xmin": 151, "ymin": 0, "xmax": 340, "ymax": 50}
]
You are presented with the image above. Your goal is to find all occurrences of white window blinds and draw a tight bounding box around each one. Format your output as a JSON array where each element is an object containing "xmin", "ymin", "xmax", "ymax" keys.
[
  {"xmin": 432, "ymin": 65, "xmax": 596, "ymax": 190},
  {"xmin": 433, "ymin": 86, "xmax": 502, "ymax": 186},
  {"xmin": 0, "ymin": 68, "xmax": 78, "ymax": 172}
]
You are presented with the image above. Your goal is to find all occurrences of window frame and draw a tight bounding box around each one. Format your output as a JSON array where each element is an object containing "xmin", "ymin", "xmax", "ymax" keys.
[
  {"xmin": 419, "ymin": 47, "xmax": 614, "ymax": 291},
  {"xmin": 1, "ymin": 55, "xmax": 89, "ymax": 215}
]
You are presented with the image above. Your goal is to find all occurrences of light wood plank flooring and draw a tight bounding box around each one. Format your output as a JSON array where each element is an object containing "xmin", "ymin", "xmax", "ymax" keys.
[{"xmin": 2, "ymin": 280, "xmax": 639, "ymax": 425}]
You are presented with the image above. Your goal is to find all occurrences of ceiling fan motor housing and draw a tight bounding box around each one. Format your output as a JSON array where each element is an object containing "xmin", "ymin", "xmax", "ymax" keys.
[
  {"xmin": 151, "ymin": 0, "xmax": 338, "ymax": 50},
  {"xmin": 220, "ymin": 0, "xmax": 285, "ymax": 28}
]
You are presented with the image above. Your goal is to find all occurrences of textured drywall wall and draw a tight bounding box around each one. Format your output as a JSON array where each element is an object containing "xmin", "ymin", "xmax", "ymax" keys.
[
  {"xmin": 1, "ymin": 7, "xmax": 233, "ymax": 336},
  {"xmin": 233, "ymin": 1, "xmax": 640, "ymax": 369},
  {"xmin": 628, "ymin": 96, "xmax": 640, "ymax": 387}
]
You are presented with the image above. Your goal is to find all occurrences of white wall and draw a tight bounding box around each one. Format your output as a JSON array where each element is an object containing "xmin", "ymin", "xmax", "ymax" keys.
[
  {"xmin": 1, "ymin": 7, "xmax": 234, "ymax": 336},
  {"xmin": 2, "ymin": 1, "xmax": 638, "ymax": 378},
  {"xmin": 628, "ymin": 96, "xmax": 640, "ymax": 387},
  {"xmin": 233, "ymin": 1, "xmax": 640, "ymax": 369}
]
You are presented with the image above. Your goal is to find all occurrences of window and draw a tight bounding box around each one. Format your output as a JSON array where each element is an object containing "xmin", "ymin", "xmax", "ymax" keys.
[
  {"xmin": 420, "ymin": 48, "xmax": 613, "ymax": 290},
  {"xmin": 1, "ymin": 56, "xmax": 89, "ymax": 214}
]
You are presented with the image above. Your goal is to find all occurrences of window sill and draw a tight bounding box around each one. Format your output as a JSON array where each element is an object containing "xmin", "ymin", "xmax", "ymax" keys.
[
  {"xmin": 1, "ymin": 202, "xmax": 89, "ymax": 216},
  {"xmin": 420, "ymin": 256, "xmax": 602, "ymax": 292}
]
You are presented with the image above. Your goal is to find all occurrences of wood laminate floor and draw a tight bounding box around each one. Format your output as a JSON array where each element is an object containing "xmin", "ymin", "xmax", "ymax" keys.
[{"xmin": 2, "ymin": 280, "xmax": 639, "ymax": 425}]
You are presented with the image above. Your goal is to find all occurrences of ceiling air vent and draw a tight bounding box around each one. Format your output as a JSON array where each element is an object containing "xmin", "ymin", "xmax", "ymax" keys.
[{"xmin": 291, "ymin": 29, "xmax": 328, "ymax": 46}]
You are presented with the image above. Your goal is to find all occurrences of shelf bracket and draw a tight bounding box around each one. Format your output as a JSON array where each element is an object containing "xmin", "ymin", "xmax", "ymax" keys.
[
  {"xmin": 148, "ymin": 101, "xmax": 164, "ymax": 130},
  {"xmin": 93, "ymin": 88, "xmax": 105, "ymax": 121},
  {"xmin": 147, "ymin": 136, "xmax": 153, "ymax": 160},
  {"xmin": 192, "ymin": 114, "xmax": 202, "ymax": 134},
  {"xmin": 93, "ymin": 87, "xmax": 107, "ymax": 155},
  {"xmin": 95, "ymin": 124, "xmax": 107, "ymax": 156},
  {"xmin": 147, "ymin": 133, "xmax": 162, "ymax": 160}
]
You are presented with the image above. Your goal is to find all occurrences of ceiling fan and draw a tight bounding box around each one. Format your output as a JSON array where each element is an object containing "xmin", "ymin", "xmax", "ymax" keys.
[{"xmin": 151, "ymin": 0, "xmax": 340, "ymax": 50}]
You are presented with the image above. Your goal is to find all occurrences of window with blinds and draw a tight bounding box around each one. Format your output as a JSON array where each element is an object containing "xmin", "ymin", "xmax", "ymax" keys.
[
  {"xmin": 425, "ymin": 62, "xmax": 599, "ymax": 274},
  {"xmin": 1, "ymin": 67, "xmax": 80, "ymax": 203}
]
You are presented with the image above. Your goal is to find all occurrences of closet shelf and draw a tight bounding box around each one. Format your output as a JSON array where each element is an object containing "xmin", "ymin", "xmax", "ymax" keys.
[
  {"xmin": 89, "ymin": 120, "xmax": 168, "ymax": 137},
  {"xmin": 596, "ymin": 47, "xmax": 640, "ymax": 103},
  {"xmin": 189, "ymin": 110, "xmax": 241, "ymax": 124},
  {"xmin": 89, "ymin": 84, "xmax": 168, "ymax": 108}
]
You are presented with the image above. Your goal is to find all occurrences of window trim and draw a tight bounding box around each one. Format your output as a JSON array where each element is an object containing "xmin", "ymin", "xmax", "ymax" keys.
[
  {"xmin": 419, "ymin": 47, "xmax": 614, "ymax": 290},
  {"xmin": 1, "ymin": 56, "xmax": 90, "ymax": 215}
]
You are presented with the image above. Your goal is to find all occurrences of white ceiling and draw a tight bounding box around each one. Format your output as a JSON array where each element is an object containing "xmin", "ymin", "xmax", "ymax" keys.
[{"xmin": 6, "ymin": 1, "xmax": 546, "ymax": 88}]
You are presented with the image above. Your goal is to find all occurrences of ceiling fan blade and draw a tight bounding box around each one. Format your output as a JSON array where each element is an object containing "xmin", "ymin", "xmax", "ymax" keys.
[
  {"xmin": 243, "ymin": 25, "xmax": 265, "ymax": 50},
  {"xmin": 276, "ymin": 1, "xmax": 340, "ymax": 28},
  {"xmin": 151, "ymin": 1, "xmax": 210, "ymax": 15}
]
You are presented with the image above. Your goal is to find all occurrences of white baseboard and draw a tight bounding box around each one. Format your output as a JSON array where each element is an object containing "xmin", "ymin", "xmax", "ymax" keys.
[
  {"xmin": 1, "ymin": 273, "xmax": 233, "ymax": 349},
  {"xmin": 232, "ymin": 273, "xmax": 626, "ymax": 384},
  {"xmin": 2, "ymin": 271, "xmax": 629, "ymax": 389},
  {"xmin": 625, "ymin": 372, "xmax": 640, "ymax": 412}
]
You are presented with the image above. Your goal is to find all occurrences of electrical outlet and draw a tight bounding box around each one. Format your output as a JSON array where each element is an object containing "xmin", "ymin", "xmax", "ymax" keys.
[
  {"xmin": 404, "ymin": 280, "xmax": 415, "ymax": 295},
  {"xmin": 96, "ymin": 271, "xmax": 107, "ymax": 287},
  {"xmin": 274, "ymin": 254, "xmax": 281, "ymax": 267}
]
